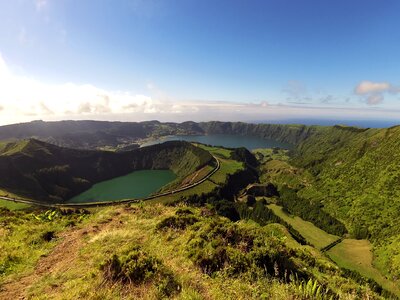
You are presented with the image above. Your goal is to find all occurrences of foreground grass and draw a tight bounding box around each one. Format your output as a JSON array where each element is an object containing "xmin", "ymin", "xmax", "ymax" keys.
[
  {"xmin": 0, "ymin": 204, "xmax": 384, "ymax": 299},
  {"xmin": 327, "ymin": 239, "xmax": 400, "ymax": 297},
  {"xmin": 268, "ymin": 204, "xmax": 339, "ymax": 250},
  {"xmin": 0, "ymin": 205, "xmax": 294, "ymax": 299},
  {"xmin": 0, "ymin": 208, "xmax": 92, "ymax": 286}
]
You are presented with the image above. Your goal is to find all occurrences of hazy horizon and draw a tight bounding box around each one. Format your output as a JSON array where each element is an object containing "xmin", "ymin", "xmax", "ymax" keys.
[{"xmin": 1, "ymin": 117, "xmax": 398, "ymax": 130}]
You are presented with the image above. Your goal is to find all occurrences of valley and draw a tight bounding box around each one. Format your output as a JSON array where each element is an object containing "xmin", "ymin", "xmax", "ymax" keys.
[
  {"xmin": 2, "ymin": 2, "xmax": 398, "ymax": 299},
  {"xmin": 0, "ymin": 120, "xmax": 399, "ymax": 299}
]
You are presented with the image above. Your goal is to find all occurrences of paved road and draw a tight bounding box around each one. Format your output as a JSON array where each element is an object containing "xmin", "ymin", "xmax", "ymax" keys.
[{"xmin": 0, "ymin": 155, "xmax": 220, "ymax": 209}]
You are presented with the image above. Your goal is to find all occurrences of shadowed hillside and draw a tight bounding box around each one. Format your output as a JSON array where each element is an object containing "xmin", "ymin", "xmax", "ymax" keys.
[{"xmin": 0, "ymin": 139, "xmax": 213, "ymax": 203}]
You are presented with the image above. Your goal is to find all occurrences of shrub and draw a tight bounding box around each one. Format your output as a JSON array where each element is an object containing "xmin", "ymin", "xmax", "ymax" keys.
[
  {"xmin": 175, "ymin": 208, "xmax": 194, "ymax": 216},
  {"xmin": 156, "ymin": 214, "xmax": 199, "ymax": 231},
  {"xmin": 41, "ymin": 231, "xmax": 56, "ymax": 242},
  {"xmin": 156, "ymin": 269, "xmax": 181, "ymax": 298},
  {"xmin": 186, "ymin": 218, "xmax": 306, "ymax": 280},
  {"xmin": 101, "ymin": 246, "xmax": 182, "ymax": 297},
  {"xmin": 101, "ymin": 247, "xmax": 160, "ymax": 284}
]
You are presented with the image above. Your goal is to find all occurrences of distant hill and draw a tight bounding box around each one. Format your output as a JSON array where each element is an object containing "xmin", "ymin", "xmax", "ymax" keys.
[
  {"xmin": 0, "ymin": 139, "xmax": 213, "ymax": 203},
  {"xmin": 0, "ymin": 120, "xmax": 321, "ymax": 149},
  {"xmin": 0, "ymin": 120, "xmax": 202, "ymax": 149}
]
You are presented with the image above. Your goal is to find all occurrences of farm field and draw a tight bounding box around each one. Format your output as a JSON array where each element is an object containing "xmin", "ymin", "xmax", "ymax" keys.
[
  {"xmin": 267, "ymin": 204, "xmax": 340, "ymax": 250},
  {"xmin": 327, "ymin": 239, "xmax": 400, "ymax": 297},
  {"xmin": 269, "ymin": 204, "xmax": 400, "ymax": 297}
]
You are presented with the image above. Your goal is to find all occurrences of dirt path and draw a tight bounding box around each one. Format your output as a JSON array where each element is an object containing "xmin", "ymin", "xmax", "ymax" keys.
[{"xmin": 0, "ymin": 211, "xmax": 123, "ymax": 299}]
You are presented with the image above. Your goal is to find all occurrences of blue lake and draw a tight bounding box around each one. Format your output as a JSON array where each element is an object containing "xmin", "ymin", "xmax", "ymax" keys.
[{"xmin": 141, "ymin": 134, "xmax": 293, "ymax": 150}]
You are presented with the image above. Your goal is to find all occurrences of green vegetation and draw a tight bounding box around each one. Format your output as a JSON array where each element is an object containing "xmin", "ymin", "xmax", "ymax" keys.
[
  {"xmin": 148, "ymin": 144, "xmax": 245, "ymax": 205},
  {"xmin": 101, "ymin": 246, "xmax": 181, "ymax": 298},
  {"xmin": 327, "ymin": 239, "xmax": 400, "ymax": 297},
  {"xmin": 277, "ymin": 186, "xmax": 347, "ymax": 236},
  {"xmin": 291, "ymin": 125, "xmax": 400, "ymax": 283},
  {"xmin": 0, "ymin": 139, "xmax": 213, "ymax": 203},
  {"xmin": 2, "ymin": 120, "xmax": 400, "ymax": 298},
  {"xmin": 268, "ymin": 204, "xmax": 339, "ymax": 250},
  {"xmin": 0, "ymin": 199, "xmax": 29, "ymax": 210},
  {"xmin": 291, "ymin": 277, "xmax": 335, "ymax": 300},
  {"xmin": 250, "ymin": 125, "xmax": 400, "ymax": 295},
  {"xmin": 252, "ymin": 147, "xmax": 290, "ymax": 163},
  {"xmin": 0, "ymin": 204, "xmax": 387, "ymax": 299},
  {"xmin": 0, "ymin": 207, "xmax": 90, "ymax": 283}
]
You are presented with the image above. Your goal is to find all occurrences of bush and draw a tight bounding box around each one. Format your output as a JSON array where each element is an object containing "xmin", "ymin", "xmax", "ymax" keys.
[
  {"xmin": 156, "ymin": 269, "xmax": 181, "ymax": 298},
  {"xmin": 214, "ymin": 200, "xmax": 240, "ymax": 221},
  {"xmin": 101, "ymin": 247, "xmax": 160, "ymax": 284},
  {"xmin": 156, "ymin": 214, "xmax": 199, "ymax": 231},
  {"xmin": 41, "ymin": 231, "xmax": 56, "ymax": 242},
  {"xmin": 186, "ymin": 218, "xmax": 307, "ymax": 280},
  {"xmin": 101, "ymin": 246, "xmax": 182, "ymax": 297}
]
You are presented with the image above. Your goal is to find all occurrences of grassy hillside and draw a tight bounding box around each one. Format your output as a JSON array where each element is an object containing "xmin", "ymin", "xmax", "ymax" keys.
[
  {"xmin": 0, "ymin": 139, "xmax": 213, "ymax": 203},
  {"xmin": 290, "ymin": 125, "xmax": 400, "ymax": 283},
  {"xmin": 198, "ymin": 121, "xmax": 322, "ymax": 144},
  {"xmin": 0, "ymin": 204, "xmax": 387, "ymax": 299}
]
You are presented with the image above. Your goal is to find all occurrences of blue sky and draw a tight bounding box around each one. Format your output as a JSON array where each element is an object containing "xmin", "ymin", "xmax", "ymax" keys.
[{"xmin": 0, "ymin": 0, "xmax": 399, "ymax": 125}]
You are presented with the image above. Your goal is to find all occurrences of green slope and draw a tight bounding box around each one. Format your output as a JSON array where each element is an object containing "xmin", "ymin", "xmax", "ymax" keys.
[
  {"xmin": 0, "ymin": 139, "xmax": 213, "ymax": 203},
  {"xmin": 291, "ymin": 125, "xmax": 400, "ymax": 282}
]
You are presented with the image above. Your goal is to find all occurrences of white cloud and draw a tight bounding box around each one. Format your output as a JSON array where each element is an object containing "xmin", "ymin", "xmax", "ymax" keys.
[
  {"xmin": 0, "ymin": 53, "xmax": 399, "ymax": 125},
  {"xmin": 355, "ymin": 81, "xmax": 391, "ymax": 94},
  {"xmin": 0, "ymin": 53, "xmax": 167, "ymax": 120},
  {"xmin": 354, "ymin": 80, "xmax": 399, "ymax": 105}
]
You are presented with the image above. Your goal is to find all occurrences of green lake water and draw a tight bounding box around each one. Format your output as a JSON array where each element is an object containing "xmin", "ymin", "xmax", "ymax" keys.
[
  {"xmin": 68, "ymin": 170, "xmax": 176, "ymax": 203},
  {"xmin": 141, "ymin": 134, "xmax": 293, "ymax": 150}
]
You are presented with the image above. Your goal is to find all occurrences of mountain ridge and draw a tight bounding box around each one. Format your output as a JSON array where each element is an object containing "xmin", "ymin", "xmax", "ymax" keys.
[{"xmin": 0, "ymin": 120, "xmax": 332, "ymax": 150}]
